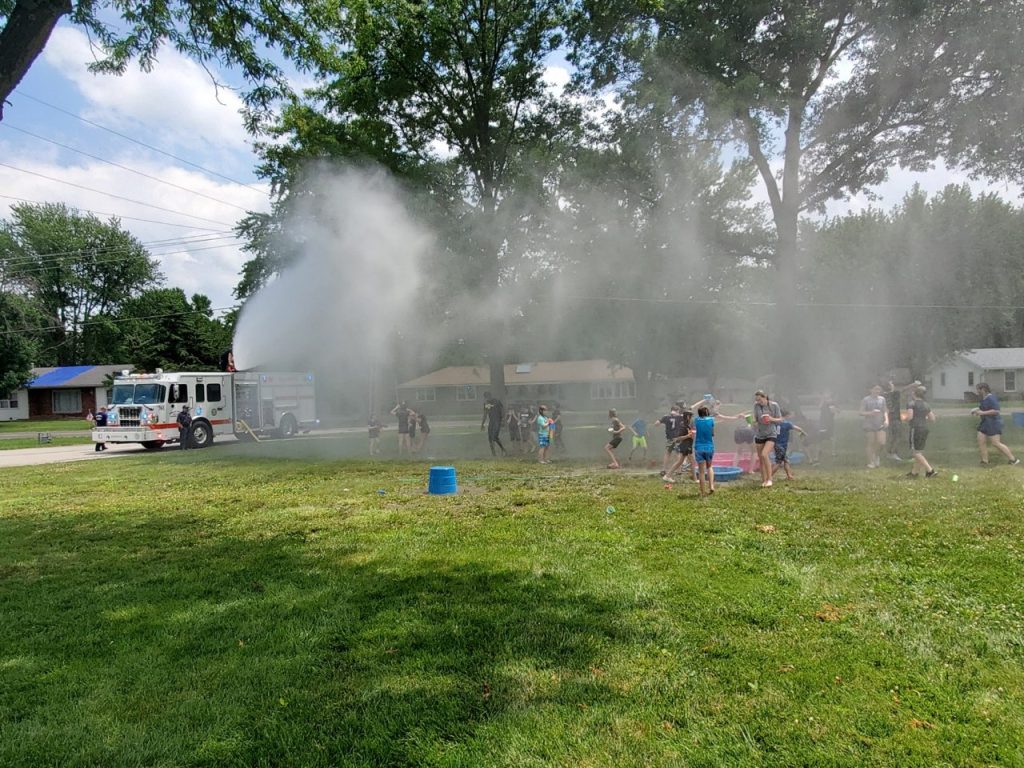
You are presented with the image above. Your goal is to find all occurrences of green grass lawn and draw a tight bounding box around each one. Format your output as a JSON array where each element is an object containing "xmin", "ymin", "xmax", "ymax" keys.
[
  {"xmin": 0, "ymin": 419, "xmax": 91, "ymax": 434},
  {"xmin": 0, "ymin": 436, "xmax": 93, "ymax": 450},
  {"xmin": 2, "ymin": 425, "xmax": 1024, "ymax": 766}
]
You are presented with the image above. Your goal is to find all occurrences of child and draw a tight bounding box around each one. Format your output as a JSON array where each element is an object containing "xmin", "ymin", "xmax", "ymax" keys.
[
  {"xmin": 693, "ymin": 406, "xmax": 716, "ymax": 497},
  {"xmin": 549, "ymin": 407, "xmax": 563, "ymax": 452},
  {"xmin": 415, "ymin": 412, "xmax": 430, "ymax": 453},
  {"xmin": 507, "ymin": 409, "xmax": 522, "ymax": 454},
  {"xmin": 536, "ymin": 405, "xmax": 551, "ymax": 464},
  {"xmin": 906, "ymin": 386, "xmax": 938, "ymax": 477},
  {"xmin": 605, "ymin": 409, "xmax": 626, "ymax": 469},
  {"xmin": 663, "ymin": 409, "xmax": 696, "ymax": 483},
  {"xmin": 628, "ymin": 413, "xmax": 648, "ymax": 463},
  {"xmin": 368, "ymin": 414, "xmax": 382, "ymax": 456},
  {"xmin": 774, "ymin": 409, "xmax": 807, "ymax": 480},
  {"xmin": 733, "ymin": 419, "xmax": 756, "ymax": 470},
  {"xmin": 654, "ymin": 404, "xmax": 683, "ymax": 477}
]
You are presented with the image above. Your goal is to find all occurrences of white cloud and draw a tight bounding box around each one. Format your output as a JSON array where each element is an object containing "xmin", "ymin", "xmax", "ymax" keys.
[
  {"xmin": 43, "ymin": 27, "xmax": 251, "ymax": 153},
  {"xmin": 543, "ymin": 64, "xmax": 571, "ymax": 95},
  {"xmin": 0, "ymin": 156, "xmax": 270, "ymax": 308}
]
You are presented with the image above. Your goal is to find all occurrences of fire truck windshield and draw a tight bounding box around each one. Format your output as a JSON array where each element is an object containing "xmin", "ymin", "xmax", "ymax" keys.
[{"xmin": 111, "ymin": 383, "xmax": 167, "ymax": 405}]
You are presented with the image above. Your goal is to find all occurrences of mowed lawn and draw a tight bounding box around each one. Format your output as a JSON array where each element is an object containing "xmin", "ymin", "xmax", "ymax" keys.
[{"xmin": 2, "ymin": 432, "xmax": 1023, "ymax": 766}]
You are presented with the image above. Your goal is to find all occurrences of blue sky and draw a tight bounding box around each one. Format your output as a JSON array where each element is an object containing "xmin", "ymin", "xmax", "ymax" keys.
[{"xmin": 2, "ymin": 23, "xmax": 1020, "ymax": 311}]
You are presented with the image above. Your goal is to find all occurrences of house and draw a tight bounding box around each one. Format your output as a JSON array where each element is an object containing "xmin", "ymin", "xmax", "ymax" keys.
[
  {"xmin": 0, "ymin": 365, "xmax": 134, "ymax": 421},
  {"xmin": 396, "ymin": 360, "xmax": 637, "ymax": 416},
  {"xmin": 927, "ymin": 348, "xmax": 1024, "ymax": 401}
]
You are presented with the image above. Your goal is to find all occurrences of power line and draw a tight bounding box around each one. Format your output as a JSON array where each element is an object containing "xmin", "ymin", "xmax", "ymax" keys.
[
  {"xmin": 1, "ymin": 123, "xmax": 253, "ymax": 213},
  {"xmin": 0, "ymin": 305, "xmax": 237, "ymax": 337},
  {"xmin": 0, "ymin": 194, "xmax": 232, "ymax": 231},
  {"xmin": 3, "ymin": 242, "xmax": 244, "ymax": 278},
  {"xmin": 0, "ymin": 162, "xmax": 236, "ymax": 227},
  {"xmin": 13, "ymin": 90, "xmax": 268, "ymax": 195},
  {"xmin": 1, "ymin": 232, "xmax": 238, "ymax": 269}
]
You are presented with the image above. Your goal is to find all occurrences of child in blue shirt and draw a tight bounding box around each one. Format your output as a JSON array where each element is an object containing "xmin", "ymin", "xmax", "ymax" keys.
[
  {"xmin": 693, "ymin": 406, "xmax": 716, "ymax": 497},
  {"xmin": 774, "ymin": 409, "xmax": 807, "ymax": 480}
]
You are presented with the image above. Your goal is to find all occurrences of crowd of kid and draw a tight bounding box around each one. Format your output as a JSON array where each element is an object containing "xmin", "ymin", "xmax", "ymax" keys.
[{"xmin": 370, "ymin": 382, "xmax": 1020, "ymax": 490}]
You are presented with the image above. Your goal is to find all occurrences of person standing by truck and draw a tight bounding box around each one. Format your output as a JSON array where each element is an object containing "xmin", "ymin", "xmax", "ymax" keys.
[
  {"xmin": 88, "ymin": 406, "xmax": 108, "ymax": 451},
  {"xmin": 177, "ymin": 405, "xmax": 193, "ymax": 450}
]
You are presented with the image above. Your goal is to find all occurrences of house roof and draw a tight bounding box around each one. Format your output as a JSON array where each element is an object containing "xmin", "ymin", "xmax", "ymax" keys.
[
  {"xmin": 29, "ymin": 365, "xmax": 134, "ymax": 389},
  {"xmin": 942, "ymin": 348, "xmax": 1024, "ymax": 370},
  {"xmin": 399, "ymin": 359, "xmax": 634, "ymax": 389}
]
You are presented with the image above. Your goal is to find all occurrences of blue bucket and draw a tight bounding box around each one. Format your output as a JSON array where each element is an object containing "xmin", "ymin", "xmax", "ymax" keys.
[
  {"xmin": 713, "ymin": 466, "xmax": 743, "ymax": 482},
  {"xmin": 428, "ymin": 466, "xmax": 458, "ymax": 495},
  {"xmin": 1013, "ymin": 412, "xmax": 1024, "ymax": 428}
]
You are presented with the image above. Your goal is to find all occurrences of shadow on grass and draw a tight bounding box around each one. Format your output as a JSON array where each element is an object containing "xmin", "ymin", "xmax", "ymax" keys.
[{"xmin": 0, "ymin": 514, "xmax": 625, "ymax": 766}]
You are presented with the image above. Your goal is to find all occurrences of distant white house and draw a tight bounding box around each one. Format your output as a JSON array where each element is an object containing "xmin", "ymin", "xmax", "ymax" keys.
[{"xmin": 927, "ymin": 348, "xmax": 1024, "ymax": 401}]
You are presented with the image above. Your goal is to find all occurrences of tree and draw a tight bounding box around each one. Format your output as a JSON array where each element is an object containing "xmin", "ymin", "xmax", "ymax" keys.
[
  {"xmin": 572, "ymin": 0, "xmax": 1024, "ymax": 385},
  {"xmin": 238, "ymin": 0, "xmax": 577, "ymax": 399},
  {"xmin": 0, "ymin": 202, "xmax": 161, "ymax": 364},
  {"xmin": 804, "ymin": 185, "xmax": 1024, "ymax": 381},
  {"xmin": 0, "ymin": 290, "xmax": 43, "ymax": 396},
  {"xmin": 550, "ymin": 87, "xmax": 768, "ymax": 408},
  {"xmin": 0, "ymin": 0, "xmax": 328, "ymax": 123},
  {"xmin": 114, "ymin": 288, "xmax": 231, "ymax": 371}
]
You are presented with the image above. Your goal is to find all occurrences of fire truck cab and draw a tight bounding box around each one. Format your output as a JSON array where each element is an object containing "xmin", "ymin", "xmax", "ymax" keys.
[{"xmin": 94, "ymin": 370, "xmax": 317, "ymax": 450}]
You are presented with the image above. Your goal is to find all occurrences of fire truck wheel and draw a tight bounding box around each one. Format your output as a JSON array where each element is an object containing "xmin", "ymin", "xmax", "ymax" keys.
[
  {"xmin": 142, "ymin": 441, "xmax": 165, "ymax": 451},
  {"xmin": 190, "ymin": 420, "xmax": 214, "ymax": 448},
  {"xmin": 277, "ymin": 414, "xmax": 298, "ymax": 438}
]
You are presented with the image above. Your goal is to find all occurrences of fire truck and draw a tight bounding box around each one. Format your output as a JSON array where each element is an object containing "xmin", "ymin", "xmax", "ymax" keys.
[{"xmin": 93, "ymin": 370, "xmax": 318, "ymax": 450}]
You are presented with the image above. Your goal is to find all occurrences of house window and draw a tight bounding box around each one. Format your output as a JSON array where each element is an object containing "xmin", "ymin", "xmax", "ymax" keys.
[
  {"xmin": 940, "ymin": 372, "xmax": 946, "ymax": 387},
  {"xmin": 0, "ymin": 393, "xmax": 18, "ymax": 409},
  {"xmin": 52, "ymin": 389, "xmax": 82, "ymax": 414},
  {"xmin": 415, "ymin": 388, "xmax": 436, "ymax": 402},
  {"xmin": 456, "ymin": 385, "xmax": 476, "ymax": 401},
  {"xmin": 968, "ymin": 371, "xmax": 974, "ymax": 386},
  {"xmin": 590, "ymin": 381, "xmax": 636, "ymax": 399},
  {"xmin": 1006, "ymin": 371, "xmax": 1017, "ymax": 392}
]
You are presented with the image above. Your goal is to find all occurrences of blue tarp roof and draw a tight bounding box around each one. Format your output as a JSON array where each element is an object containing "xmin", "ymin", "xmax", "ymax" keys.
[{"xmin": 29, "ymin": 366, "xmax": 96, "ymax": 388}]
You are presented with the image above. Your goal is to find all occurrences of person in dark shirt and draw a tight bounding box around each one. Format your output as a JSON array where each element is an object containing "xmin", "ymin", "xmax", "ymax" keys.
[
  {"xmin": 90, "ymin": 406, "xmax": 108, "ymax": 451},
  {"xmin": 390, "ymin": 402, "xmax": 413, "ymax": 456},
  {"xmin": 414, "ymin": 412, "xmax": 430, "ymax": 453},
  {"xmin": 480, "ymin": 392, "xmax": 507, "ymax": 456},
  {"xmin": 654, "ymin": 405, "xmax": 683, "ymax": 477},
  {"xmin": 884, "ymin": 380, "xmax": 919, "ymax": 461},
  {"xmin": 972, "ymin": 382, "xmax": 1020, "ymax": 465},
  {"xmin": 906, "ymin": 386, "xmax": 938, "ymax": 478},
  {"xmin": 177, "ymin": 405, "xmax": 193, "ymax": 450}
]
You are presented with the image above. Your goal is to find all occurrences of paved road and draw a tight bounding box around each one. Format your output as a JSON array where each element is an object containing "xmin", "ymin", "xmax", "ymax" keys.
[{"xmin": 0, "ymin": 441, "xmax": 171, "ymax": 468}]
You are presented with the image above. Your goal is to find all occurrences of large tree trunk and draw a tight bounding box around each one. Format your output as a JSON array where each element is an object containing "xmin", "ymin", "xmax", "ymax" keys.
[{"xmin": 0, "ymin": 0, "xmax": 72, "ymax": 120}]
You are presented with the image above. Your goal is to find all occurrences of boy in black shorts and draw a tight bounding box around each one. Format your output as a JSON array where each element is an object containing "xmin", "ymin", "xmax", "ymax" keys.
[
  {"xmin": 906, "ymin": 386, "xmax": 938, "ymax": 478},
  {"xmin": 605, "ymin": 409, "xmax": 626, "ymax": 468}
]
